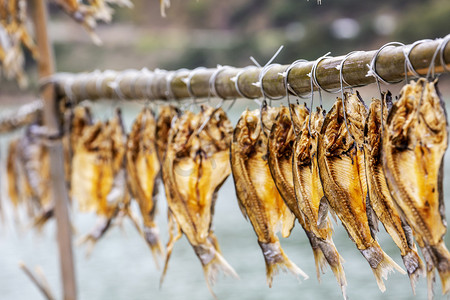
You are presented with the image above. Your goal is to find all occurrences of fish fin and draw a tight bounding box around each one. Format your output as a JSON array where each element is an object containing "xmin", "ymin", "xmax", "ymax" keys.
[
  {"xmin": 258, "ymin": 240, "xmax": 309, "ymax": 287},
  {"xmin": 143, "ymin": 225, "xmax": 164, "ymax": 270},
  {"xmin": 317, "ymin": 196, "xmax": 329, "ymax": 230},
  {"xmin": 360, "ymin": 246, "xmax": 406, "ymax": 292},
  {"xmin": 365, "ymin": 194, "xmax": 379, "ymax": 239},
  {"xmin": 194, "ymin": 242, "xmax": 238, "ymax": 298},
  {"xmin": 160, "ymin": 212, "xmax": 182, "ymax": 288},
  {"xmin": 31, "ymin": 206, "xmax": 54, "ymax": 231},
  {"xmin": 316, "ymin": 238, "xmax": 348, "ymax": 299},
  {"xmin": 420, "ymin": 245, "xmax": 436, "ymax": 300},
  {"xmin": 429, "ymin": 242, "xmax": 450, "ymax": 295},
  {"xmin": 402, "ymin": 250, "xmax": 425, "ymax": 294},
  {"xmin": 305, "ymin": 231, "xmax": 327, "ymax": 282},
  {"xmin": 78, "ymin": 216, "xmax": 112, "ymax": 258}
]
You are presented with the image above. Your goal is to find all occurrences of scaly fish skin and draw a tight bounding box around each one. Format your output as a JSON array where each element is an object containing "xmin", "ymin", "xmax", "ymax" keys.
[
  {"xmin": 364, "ymin": 94, "xmax": 424, "ymax": 291},
  {"xmin": 126, "ymin": 107, "xmax": 163, "ymax": 266},
  {"xmin": 383, "ymin": 79, "xmax": 450, "ymax": 296},
  {"xmin": 318, "ymin": 93, "xmax": 404, "ymax": 292},
  {"xmin": 232, "ymin": 106, "xmax": 307, "ymax": 287},
  {"xmin": 162, "ymin": 106, "xmax": 236, "ymax": 293},
  {"xmin": 293, "ymin": 106, "xmax": 348, "ymax": 297},
  {"xmin": 268, "ymin": 105, "xmax": 330, "ymax": 283}
]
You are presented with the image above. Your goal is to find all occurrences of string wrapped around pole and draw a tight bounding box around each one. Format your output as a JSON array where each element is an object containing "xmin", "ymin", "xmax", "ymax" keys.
[
  {"xmin": 48, "ymin": 37, "xmax": 450, "ymax": 103},
  {"xmin": 0, "ymin": 100, "xmax": 43, "ymax": 133}
]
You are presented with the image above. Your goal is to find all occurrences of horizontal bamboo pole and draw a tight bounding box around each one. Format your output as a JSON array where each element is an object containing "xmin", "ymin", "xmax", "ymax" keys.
[
  {"xmin": 0, "ymin": 100, "xmax": 43, "ymax": 133},
  {"xmin": 52, "ymin": 37, "xmax": 450, "ymax": 102}
]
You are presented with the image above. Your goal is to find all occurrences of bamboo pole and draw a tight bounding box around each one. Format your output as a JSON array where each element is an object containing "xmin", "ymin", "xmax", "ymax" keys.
[
  {"xmin": 29, "ymin": 1, "xmax": 77, "ymax": 300},
  {"xmin": 52, "ymin": 37, "xmax": 450, "ymax": 102},
  {"xmin": 0, "ymin": 100, "xmax": 42, "ymax": 133}
]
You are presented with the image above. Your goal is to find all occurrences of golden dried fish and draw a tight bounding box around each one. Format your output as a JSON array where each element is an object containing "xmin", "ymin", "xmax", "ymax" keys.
[
  {"xmin": 73, "ymin": 109, "xmax": 128, "ymax": 252},
  {"xmin": 318, "ymin": 92, "xmax": 405, "ymax": 292},
  {"xmin": 162, "ymin": 106, "xmax": 237, "ymax": 293},
  {"xmin": 383, "ymin": 78, "xmax": 449, "ymax": 297},
  {"xmin": 232, "ymin": 106, "xmax": 307, "ymax": 287},
  {"xmin": 156, "ymin": 105, "xmax": 180, "ymax": 164},
  {"xmin": 364, "ymin": 94, "xmax": 424, "ymax": 291},
  {"xmin": 267, "ymin": 105, "xmax": 329, "ymax": 280},
  {"xmin": 292, "ymin": 105, "xmax": 347, "ymax": 296},
  {"xmin": 126, "ymin": 107, "xmax": 163, "ymax": 266}
]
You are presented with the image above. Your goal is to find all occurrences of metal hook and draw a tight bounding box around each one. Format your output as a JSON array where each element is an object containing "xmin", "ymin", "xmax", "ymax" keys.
[
  {"xmin": 253, "ymin": 63, "xmax": 284, "ymax": 103},
  {"xmin": 366, "ymin": 42, "xmax": 405, "ymax": 99},
  {"xmin": 279, "ymin": 59, "xmax": 309, "ymax": 136},
  {"xmin": 209, "ymin": 65, "xmax": 233, "ymax": 100},
  {"xmin": 63, "ymin": 75, "xmax": 75, "ymax": 103},
  {"xmin": 338, "ymin": 51, "xmax": 361, "ymax": 142},
  {"xmin": 230, "ymin": 66, "xmax": 259, "ymax": 99},
  {"xmin": 439, "ymin": 34, "xmax": 450, "ymax": 73},
  {"xmin": 403, "ymin": 39, "xmax": 432, "ymax": 82},
  {"xmin": 95, "ymin": 69, "xmax": 115, "ymax": 99},
  {"xmin": 183, "ymin": 66, "xmax": 206, "ymax": 99},
  {"xmin": 165, "ymin": 68, "xmax": 189, "ymax": 101},
  {"xmin": 426, "ymin": 37, "xmax": 445, "ymax": 80},
  {"xmin": 311, "ymin": 52, "xmax": 340, "ymax": 104},
  {"xmin": 140, "ymin": 67, "xmax": 155, "ymax": 101},
  {"xmin": 259, "ymin": 98, "xmax": 270, "ymax": 137}
]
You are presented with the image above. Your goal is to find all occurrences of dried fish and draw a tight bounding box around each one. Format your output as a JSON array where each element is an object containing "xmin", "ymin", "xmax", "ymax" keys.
[
  {"xmin": 292, "ymin": 105, "xmax": 347, "ymax": 297},
  {"xmin": 383, "ymin": 79, "xmax": 449, "ymax": 297},
  {"xmin": 317, "ymin": 92, "xmax": 405, "ymax": 292},
  {"xmin": 126, "ymin": 107, "xmax": 163, "ymax": 267},
  {"xmin": 156, "ymin": 105, "xmax": 180, "ymax": 164},
  {"xmin": 161, "ymin": 106, "xmax": 237, "ymax": 295},
  {"xmin": 231, "ymin": 106, "xmax": 307, "ymax": 287},
  {"xmin": 364, "ymin": 93, "xmax": 424, "ymax": 292}
]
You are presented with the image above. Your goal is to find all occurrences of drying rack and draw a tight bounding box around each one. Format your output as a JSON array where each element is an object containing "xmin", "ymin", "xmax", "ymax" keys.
[{"xmin": 0, "ymin": 1, "xmax": 449, "ymax": 299}]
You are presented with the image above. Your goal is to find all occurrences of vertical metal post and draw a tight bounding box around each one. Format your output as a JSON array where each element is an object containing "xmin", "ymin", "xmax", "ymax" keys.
[{"xmin": 29, "ymin": 1, "xmax": 77, "ymax": 299}]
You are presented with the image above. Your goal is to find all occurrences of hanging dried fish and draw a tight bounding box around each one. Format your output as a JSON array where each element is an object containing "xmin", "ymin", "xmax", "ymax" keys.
[
  {"xmin": 292, "ymin": 105, "xmax": 347, "ymax": 297},
  {"xmin": 267, "ymin": 105, "xmax": 336, "ymax": 282},
  {"xmin": 317, "ymin": 92, "xmax": 405, "ymax": 292},
  {"xmin": 383, "ymin": 78, "xmax": 449, "ymax": 297},
  {"xmin": 231, "ymin": 106, "xmax": 308, "ymax": 287},
  {"xmin": 156, "ymin": 105, "xmax": 180, "ymax": 164},
  {"xmin": 73, "ymin": 109, "xmax": 128, "ymax": 253},
  {"xmin": 126, "ymin": 107, "xmax": 163, "ymax": 267},
  {"xmin": 161, "ymin": 106, "xmax": 237, "ymax": 295},
  {"xmin": 51, "ymin": 0, "xmax": 133, "ymax": 45},
  {"xmin": 364, "ymin": 93, "xmax": 424, "ymax": 292}
]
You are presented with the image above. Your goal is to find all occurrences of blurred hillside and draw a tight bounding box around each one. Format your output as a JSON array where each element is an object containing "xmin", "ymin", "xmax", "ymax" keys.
[{"xmin": 2, "ymin": 0, "xmax": 450, "ymax": 93}]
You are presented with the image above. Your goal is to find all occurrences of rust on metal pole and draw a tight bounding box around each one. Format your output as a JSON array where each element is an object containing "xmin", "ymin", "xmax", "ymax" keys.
[{"xmin": 29, "ymin": 0, "xmax": 77, "ymax": 300}]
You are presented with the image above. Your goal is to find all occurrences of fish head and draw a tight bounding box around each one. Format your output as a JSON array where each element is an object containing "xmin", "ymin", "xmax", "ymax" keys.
[
  {"xmin": 233, "ymin": 109, "xmax": 262, "ymax": 156},
  {"xmin": 322, "ymin": 97, "xmax": 354, "ymax": 156},
  {"xmin": 345, "ymin": 92, "xmax": 367, "ymax": 145},
  {"xmin": 269, "ymin": 106, "xmax": 297, "ymax": 158},
  {"xmin": 289, "ymin": 103, "xmax": 309, "ymax": 133},
  {"xmin": 156, "ymin": 105, "xmax": 181, "ymax": 161}
]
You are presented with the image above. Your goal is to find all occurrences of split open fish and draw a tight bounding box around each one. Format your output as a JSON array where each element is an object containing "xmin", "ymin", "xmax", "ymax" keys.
[
  {"xmin": 364, "ymin": 93, "xmax": 424, "ymax": 292},
  {"xmin": 126, "ymin": 107, "xmax": 163, "ymax": 267},
  {"xmin": 292, "ymin": 105, "xmax": 347, "ymax": 297},
  {"xmin": 317, "ymin": 92, "xmax": 405, "ymax": 292},
  {"xmin": 231, "ymin": 106, "xmax": 307, "ymax": 287},
  {"xmin": 161, "ymin": 106, "xmax": 237, "ymax": 295},
  {"xmin": 383, "ymin": 78, "xmax": 449, "ymax": 298}
]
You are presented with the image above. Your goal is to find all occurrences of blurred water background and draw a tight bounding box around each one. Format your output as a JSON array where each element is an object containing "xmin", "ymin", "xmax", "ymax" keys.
[{"xmin": 1, "ymin": 0, "xmax": 450, "ymax": 299}]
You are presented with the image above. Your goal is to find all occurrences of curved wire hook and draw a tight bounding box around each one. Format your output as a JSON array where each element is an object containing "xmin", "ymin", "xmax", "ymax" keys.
[
  {"xmin": 339, "ymin": 51, "xmax": 362, "ymax": 141},
  {"xmin": 403, "ymin": 39, "xmax": 432, "ymax": 82},
  {"xmin": 183, "ymin": 66, "xmax": 206, "ymax": 99},
  {"xmin": 165, "ymin": 68, "xmax": 189, "ymax": 101},
  {"xmin": 279, "ymin": 59, "xmax": 309, "ymax": 136},
  {"xmin": 310, "ymin": 52, "xmax": 340, "ymax": 107},
  {"xmin": 141, "ymin": 67, "xmax": 155, "ymax": 100},
  {"xmin": 439, "ymin": 34, "xmax": 450, "ymax": 73},
  {"xmin": 209, "ymin": 65, "xmax": 233, "ymax": 100},
  {"xmin": 253, "ymin": 63, "xmax": 284, "ymax": 105},
  {"xmin": 230, "ymin": 66, "xmax": 259, "ymax": 99},
  {"xmin": 95, "ymin": 69, "xmax": 116, "ymax": 99},
  {"xmin": 426, "ymin": 37, "xmax": 445, "ymax": 80},
  {"xmin": 366, "ymin": 41, "xmax": 405, "ymax": 99}
]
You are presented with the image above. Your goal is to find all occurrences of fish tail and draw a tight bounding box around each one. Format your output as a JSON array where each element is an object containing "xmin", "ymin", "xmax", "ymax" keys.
[
  {"xmin": 31, "ymin": 207, "xmax": 54, "ymax": 231},
  {"xmin": 193, "ymin": 242, "xmax": 238, "ymax": 298},
  {"xmin": 143, "ymin": 225, "xmax": 164, "ymax": 269},
  {"xmin": 258, "ymin": 240, "xmax": 309, "ymax": 287},
  {"xmin": 401, "ymin": 249, "xmax": 425, "ymax": 294},
  {"xmin": 429, "ymin": 242, "xmax": 450, "ymax": 295},
  {"xmin": 360, "ymin": 245, "xmax": 406, "ymax": 292},
  {"xmin": 317, "ymin": 238, "xmax": 348, "ymax": 299},
  {"xmin": 420, "ymin": 244, "xmax": 436, "ymax": 300},
  {"xmin": 304, "ymin": 231, "xmax": 327, "ymax": 281}
]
